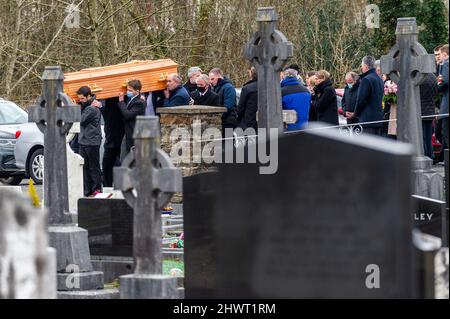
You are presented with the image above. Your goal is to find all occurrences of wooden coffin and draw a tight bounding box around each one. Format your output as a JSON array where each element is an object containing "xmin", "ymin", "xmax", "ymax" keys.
[{"xmin": 64, "ymin": 59, "xmax": 178, "ymax": 100}]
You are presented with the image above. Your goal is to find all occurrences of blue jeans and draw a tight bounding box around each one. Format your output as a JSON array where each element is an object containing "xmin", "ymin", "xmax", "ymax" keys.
[{"xmin": 422, "ymin": 120, "xmax": 433, "ymax": 159}]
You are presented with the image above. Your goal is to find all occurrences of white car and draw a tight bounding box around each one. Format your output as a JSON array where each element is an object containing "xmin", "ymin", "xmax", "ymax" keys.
[
  {"xmin": 0, "ymin": 98, "xmax": 28, "ymax": 185},
  {"xmin": 15, "ymin": 120, "xmax": 106, "ymax": 185},
  {"xmin": 15, "ymin": 123, "xmax": 106, "ymax": 185},
  {"xmin": 14, "ymin": 122, "xmax": 45, "ymax": 184}
]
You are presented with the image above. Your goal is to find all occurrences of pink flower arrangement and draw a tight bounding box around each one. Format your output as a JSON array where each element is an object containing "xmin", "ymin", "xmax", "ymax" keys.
[
  {"xmin": 383, "ymin": 80, "xmax": 398, "ymax": 103},
  {"xmin": 384, "ymin": 80, "xmax": 398, "ymax": 95}
]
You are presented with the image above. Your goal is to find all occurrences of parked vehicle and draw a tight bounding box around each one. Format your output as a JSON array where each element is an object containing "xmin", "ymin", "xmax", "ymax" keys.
[
  {"xmin": 15, "ymin": 116, "xmax": 106, "ymax": 186},
  {"xmin": 0, "ymin": 98, "xmax": 27, "ymax": 185},
  {"xmin": 14, "ymin": 122, "xmax": 45, "ymax": 184}
]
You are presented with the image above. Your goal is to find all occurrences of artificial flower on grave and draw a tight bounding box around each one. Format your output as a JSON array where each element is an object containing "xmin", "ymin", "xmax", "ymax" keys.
[{"xmin": 170, "ymin": 232, "xmax": 184, "ymax": 248}]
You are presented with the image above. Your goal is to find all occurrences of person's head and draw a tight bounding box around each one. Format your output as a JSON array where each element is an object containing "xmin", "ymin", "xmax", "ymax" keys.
[
  {"xmin": 187, "ymin": 66, "xmax": 202, "ymax": 84},
  {"xmin": 283, "ymin": 68, "xmax": 299, "ymax": 80},
  {"xmin": 314, "ymin": 70, "xmax": 330, "ymax": 85},
  {"xmin": 195, "ymin": 74, "xmax": 211, "ymax": 93},
  {"xmin": 361, "ymin": 56, "xmax": 376, "ymax": 74},
  {"xmin": 248, "ymin": 66, "xmax": 257, "ymax": 80},
  {"xmin": 286, "ymin": 64, "xmax": 300, "ymax": 73},
  {"xmin": 166, "ymin": 73, "xmax": 182, "ymax": 91},
  {"xmin": 434, "ymin": 45, "xmax": 443, "ymax": 64},
  {"xmin": 374, "ymin": 60, "xmax": 382, "ymax": 77},
  {"xmin": 440, "ymin": 44, "xmax": 449, "ymax": 61},
  {"xmin": 127, "ymin": 79, "xmax": 142, "ymax": 98},
  {"xmin": 209, "ymin": 68, "xmax": 224, "ymax": 87},
  {"xmin": 306, "ymin": 71, "xmax": 316, "ymax": 86},
  {"xmin": 345, "ymin": 72, "xmax": 359, "ymax": 88},
  {"xmin": 76, "ymin": 86, "xmax": 92, "ymax": 104}
]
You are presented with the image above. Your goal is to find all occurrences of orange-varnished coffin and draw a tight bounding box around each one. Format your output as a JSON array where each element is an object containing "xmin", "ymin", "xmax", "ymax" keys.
[{"xmin": 64, "ymin": 59, "xmax": 178, "ymax": 100}]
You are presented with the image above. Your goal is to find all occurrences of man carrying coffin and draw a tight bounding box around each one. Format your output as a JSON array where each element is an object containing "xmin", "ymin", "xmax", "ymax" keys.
[
  {"xmin": 118, "ymin": 79, "xmax": 146, "ymax": 154},
  {"xmin": 76, "ymin": 86, "xmax": 103, "ymax": 197}
]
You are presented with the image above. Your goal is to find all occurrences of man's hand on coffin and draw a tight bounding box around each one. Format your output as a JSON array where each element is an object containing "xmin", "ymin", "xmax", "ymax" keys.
[
  {"xmin": 163, "ymin": 88, "xmax": 170, "ymax": 99},
  {"xmin": 119, "ymin": 92, "xmax": 125, "ymax": 102},
  {"xmin": 91, "ymin": 100, "xmax": 102, "ymax": 108}
]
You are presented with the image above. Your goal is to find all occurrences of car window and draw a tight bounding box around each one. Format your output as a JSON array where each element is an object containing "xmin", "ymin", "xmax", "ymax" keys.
[{"xmin": 0, "ymin": 101, "xmax": 28, "ymax": 124}]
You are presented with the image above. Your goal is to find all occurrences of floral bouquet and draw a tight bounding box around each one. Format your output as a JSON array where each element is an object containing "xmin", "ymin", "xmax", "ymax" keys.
[{"xmin": 383, "ymin": 80, "xmax": 398, "ymax": 104}]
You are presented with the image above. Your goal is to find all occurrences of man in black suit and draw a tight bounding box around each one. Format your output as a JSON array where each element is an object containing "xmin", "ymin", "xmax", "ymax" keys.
[
  {"xmin": 190, "ymin": 74, "xmax": 220, "ymax": 106},
  {"xmin": 118, "ymin": 79, "xmax": 146, "ymax": 154},
  {"xmin": 99, "ymin": 97, "xmax": 124, "ymax": 187}
]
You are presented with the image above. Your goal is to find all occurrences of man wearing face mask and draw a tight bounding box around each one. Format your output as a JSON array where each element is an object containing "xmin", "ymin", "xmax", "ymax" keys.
[
  {"xmin": 184, "ymin": 66, "xmax": 203, "ymax": 94},
  {"xmin": 342, "ymin": 72, "xmax": 360, "ymax": 125},
  {"xmin": 190, "ymin": 74, "xmax": 220, "ymax": 106},
  {"xmin": 76, "ymin": 86, "xmax": 103, "ymax": 197},
  {"xmin": 348, "ymin": 56, "xmax": 384, "ymax": 135},
  {"xmin": 118, "ymin": 79, "xmax": 146, "ymax": 154}
]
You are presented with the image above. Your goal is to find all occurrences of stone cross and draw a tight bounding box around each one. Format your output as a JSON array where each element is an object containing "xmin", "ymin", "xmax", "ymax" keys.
[
  {"xmin": 28, "ymin": 66, "xmax": 115, "ymax": 299},
  {"xmin": 114, "ymin": 116, "xmax": 182, "ymax": 299},
  {"xmin": 381, "ymin": 17, "xmax": 435, "ymax": 170},
  {"xmin": 28, "ymin": 66, "xmax": 80, "ymax": 225},
  {"xmin": 245, "ymin": 7, "xmax": 293, "ymax": 131}
]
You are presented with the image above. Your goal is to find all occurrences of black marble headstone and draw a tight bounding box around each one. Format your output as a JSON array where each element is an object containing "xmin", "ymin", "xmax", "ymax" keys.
[
  {"xmin": 412, "ymin": 195, "xmax": 448, "ymax": 247},
  {"xmin": 78, "ymin": 199, "xmax": 133, "ymax": 257},
  {"xmin": 211, "ymin": 128, "xmax": 418, "ymax": 298},
  {"xmin": 183, "ymin": 172, "xmax": 219, "ymax": 299}
]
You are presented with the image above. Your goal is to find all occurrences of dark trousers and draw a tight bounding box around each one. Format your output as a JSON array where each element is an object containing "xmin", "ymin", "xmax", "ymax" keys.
[
  {"xmin": 102, "ymin": 146, "xmax": 121, "ymax": 187},
  {"xmin": 79, "ymin": 145, "xmax": 102, "ymax": 196},
  {"xmin": 422, "ymin": 120, "xmax": 433, "ymax": 159},
  {"xmin": 364, "ymin": 126, "xmax": 382, "ymax": 136},
  {"xmin": 442, "ymin": 117, "xmax": 449, "ymax": 150}
]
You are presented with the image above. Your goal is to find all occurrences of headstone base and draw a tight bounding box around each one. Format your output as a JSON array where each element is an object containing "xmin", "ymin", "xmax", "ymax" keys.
[
  {"xmin": 57, "ymin": 271, "xmax": 104, "ymax": 291},
  {"xmin": 412, "ymin": 155, "xmax": 433, "ymax": 170},
  {"xmin": 45, "ymin": 247, "xmax": 57, "ymax": 299},
  {"xmin": 49, "ymin": 225, "xmax": 94, "ymax": 272},
  {"xmin": 92, "ymin": 256, "xmax": 134, "ymax": 283},
  {"xmin": 120, "ymin": 274, "xmax": 179, "ymax": 299},
  {"xmin": 57, "ymin": 288, "xmax": 120, "ymax": 299},
  {"xmin": 413, "ymin": 168, "xmax": 445, "ymax": 200},
  {"xmin": 91, "ymin": 257, "xmax": 184, "ymax": 286},
  {"xmin": 177, "ymin": 287, "xmax": 185, "ymax": 299}
]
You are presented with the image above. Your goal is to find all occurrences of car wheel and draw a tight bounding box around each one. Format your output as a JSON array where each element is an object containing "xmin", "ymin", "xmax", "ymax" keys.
[
  {"xmin": 28, "ymin": 148, "xmax": 44, "ymax": 185},
  {"xmin": 0, "ymin": 176, "xmax": 23, "ymax": 185}
]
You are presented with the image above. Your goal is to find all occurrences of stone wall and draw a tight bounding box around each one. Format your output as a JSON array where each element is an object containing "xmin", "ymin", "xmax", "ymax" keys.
[{"xmin": 157, "ymin": 105, "xmax": 226, "ymax": 202}]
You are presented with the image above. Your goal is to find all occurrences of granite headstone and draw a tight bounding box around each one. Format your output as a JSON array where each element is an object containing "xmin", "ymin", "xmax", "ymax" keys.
[
  {"xmin": 78, "ymin": 199, "xmax": 134, "ymax": 257},
  {"xmin": 212, "ymin": 127, "xmax": 418, "ymax": 298},
  {"xmin": 412, "ymin": 195, "xmax": 448, "ymax": 247},
  {"xmin": 183, "ymin": 172, "xmax": 219, "ymax": 299}
]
